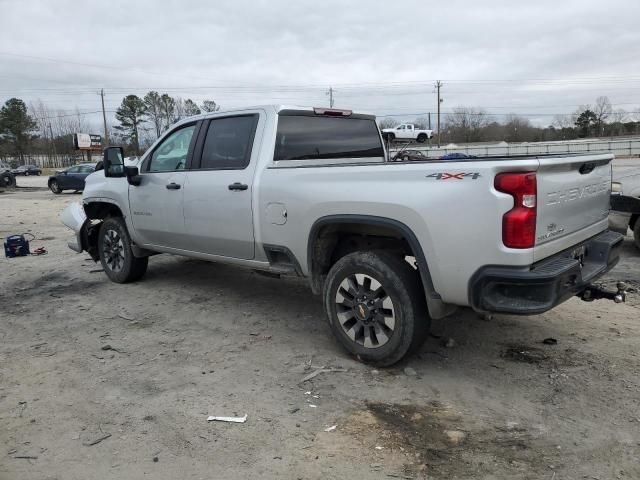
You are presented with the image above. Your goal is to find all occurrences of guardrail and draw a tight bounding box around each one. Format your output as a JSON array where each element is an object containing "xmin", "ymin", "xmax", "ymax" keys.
[{"xmin": 393, "ymin": 138, "xmax": 640, "ymax": 158}]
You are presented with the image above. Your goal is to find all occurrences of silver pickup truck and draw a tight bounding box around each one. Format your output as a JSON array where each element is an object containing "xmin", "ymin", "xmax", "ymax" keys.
[{"xmin": 61, "ymin": 105, "xmax": 623, "ymax": 366}]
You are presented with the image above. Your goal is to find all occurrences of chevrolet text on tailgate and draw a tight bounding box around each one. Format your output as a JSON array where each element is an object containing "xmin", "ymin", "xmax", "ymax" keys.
[{"xmin": 61, "ymin": 105, "xmax": 625, "ymax": 366}]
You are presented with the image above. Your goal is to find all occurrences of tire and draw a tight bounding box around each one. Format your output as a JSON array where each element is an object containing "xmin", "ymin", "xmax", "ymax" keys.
[
  {"xmin": 416, "ymin": 134, "xmax": 427, "ymax": 143},
  {"xmin": 98, "ymin": 217, "xmax": 148, "ymax": 283},
  {"xmin": 25, "ymin": 171, "xmax": 29, "ymax": 176},
  {"xmin": 323, "ymin": 250, "xmax": 430, "ymax": 367},
  {"xmin": 49, "ymin": 179, "xmax": 62, "ymax": 194},
  {"xmin": 634, "ymin": 219, "xmax": 640, "ymax": 251},
  {"xmin": 0, "ymin": 172, "xmax": 16, "ymax": 188}
]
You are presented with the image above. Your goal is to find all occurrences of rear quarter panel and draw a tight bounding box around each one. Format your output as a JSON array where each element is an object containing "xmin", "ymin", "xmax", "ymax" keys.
[{"xmin": 257, "ymin": 159, "xmax": 539, "ymax": 306}]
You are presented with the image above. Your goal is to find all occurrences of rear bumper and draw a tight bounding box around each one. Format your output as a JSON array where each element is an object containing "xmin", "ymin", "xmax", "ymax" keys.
[{"xmin": 469, "ymin": 230, "xmax": 623, "ymax": 315}]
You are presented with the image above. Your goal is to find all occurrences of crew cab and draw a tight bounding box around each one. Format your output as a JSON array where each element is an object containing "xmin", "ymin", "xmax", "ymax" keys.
[
  {"xmin": 61, "ymin": 105, "xmax": 623, "ymax": 366},
  {"xmin": 381, "ymin": 123, "xmax": 433, "ymax": 143}
]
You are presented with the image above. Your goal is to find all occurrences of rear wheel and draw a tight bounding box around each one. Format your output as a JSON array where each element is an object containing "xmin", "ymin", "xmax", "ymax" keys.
[
  {"xmin": 49, "ymin": 179, "xmax": 62, "ymax": 194},
  {"xmin": 323, "ymin": 250, "xmax": 429, "ymax": 366},
  {"xmin": 98, "ymin": 217, "xmax": 148, "ymax": 283},
  {"xmin": 0, "ymin": 172, "xmax": 16, "ymax": 188},
  {"xmin": 417, "ymin": 133, "xmax": 427, "ymax": 143}
]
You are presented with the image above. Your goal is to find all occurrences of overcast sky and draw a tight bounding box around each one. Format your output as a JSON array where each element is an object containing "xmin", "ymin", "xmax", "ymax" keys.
[{"xmin": 1, "ymin": 0, "xmax": 639, "ymax": 129}]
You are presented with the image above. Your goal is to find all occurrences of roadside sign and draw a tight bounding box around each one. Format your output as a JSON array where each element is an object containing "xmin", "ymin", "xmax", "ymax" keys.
[{"xmin": 73, "ymin": 133, "xmax": 102, "ymax": 150}]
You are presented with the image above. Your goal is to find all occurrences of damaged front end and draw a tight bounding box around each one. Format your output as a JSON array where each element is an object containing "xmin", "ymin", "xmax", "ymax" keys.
[{"xmin": 60, "ymin": 202, "xmax": 100, "ymax": 261}]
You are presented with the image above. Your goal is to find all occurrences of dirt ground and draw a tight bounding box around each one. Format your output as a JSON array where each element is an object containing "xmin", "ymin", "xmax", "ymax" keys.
[{"xmin": 1, "ymin": 169, "xmax": 639, "ymax": 480}]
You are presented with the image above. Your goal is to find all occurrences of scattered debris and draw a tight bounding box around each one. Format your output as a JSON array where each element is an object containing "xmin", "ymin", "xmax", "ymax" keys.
[
  {"xmin": 444, "ymin": 429, "xmax": 466, "ymax": 445},
  {"xmin": 152, "ymin": 456, "xmax": 159, "ymax": 462},
  {"xmin": 207, "ymin": 414, "xmax": 248, "ymax": 423},
  {"xmin": 89, "ymin": 269, "xmax": 104, "ymax": 273},
  {"xmin": 101, "ymin": 344, "xmax": 125, "ymax": 353},
  {"xmin": 543, "ymin": 337, "xmax": 558, "ymax": 345},
  {"xmin": 375, "ymin": 445, "xmax": 384, "ymax": 450},
  {"xmin": 13, "ymin": 455, "xmax": 38, "ymax": 460},
  {"xmin": 387, "ymin": 474, "xmax": 415, "ymax": 479},
  {"xmin": 83, "ymin": 433, "xmax": 112, "ymax": 446},
  {"xmin": 308, "ymin": 404, "xmax": 317, "ymax": 408},
  {"xmin": 288, "ymin": 407, "xmax": 300, "ymax": 414},
  {"xmin": 118, "ymin": 313, "xmax": 135, "ymax": 321},
  {"xmin": 324, "ymin": 425, "xmax": 337, "ymax": 432},
  {"xmin": 403, "ymin": 367, "xmax": 417, "ymax": 376},
  {"xmin": 299, "ymin": 367, "xmax": 346, "ymax": 383}
]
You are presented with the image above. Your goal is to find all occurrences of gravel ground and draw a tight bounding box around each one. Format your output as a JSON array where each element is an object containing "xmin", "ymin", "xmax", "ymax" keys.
[{"xmin": 1, "ymin": 168, "xmax": 639, "ymax": 480}]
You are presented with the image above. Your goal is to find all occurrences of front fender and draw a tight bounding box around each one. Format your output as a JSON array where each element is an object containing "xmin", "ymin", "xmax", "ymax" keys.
[
  {"xmin": 60, "ymin": 202, "xmax": 101, "ymax": 260},
  {"xmin": 60, "ymin": 202, "xmax": 88, "ymax": 253}
]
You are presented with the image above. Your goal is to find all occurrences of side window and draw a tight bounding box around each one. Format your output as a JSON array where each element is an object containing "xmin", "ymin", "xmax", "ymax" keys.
[
  {"xmin": 67, "ymin": 166, "xmax": 81, "ymax": 173},
  {"xmin": 80, "ymin": 165, "xmax": 95, "ymax": 173},
  {"xmin": 398, "ymin": 125, "xmax": 405, "ymax": 130},
  {"xmin": 148, "ymin": 125, "xmax": 196, "ymax": 173},
  {"xmin": 199, "ymin": 115, "xmax": 258, "ymax": 170}
]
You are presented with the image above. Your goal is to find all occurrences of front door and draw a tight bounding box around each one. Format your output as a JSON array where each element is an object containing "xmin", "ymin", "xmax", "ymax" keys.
[
  {"xmin": 128, "ymin": 123, "xmax": 198, "ymax": 249},
  {"xmin": 182, "ymin": 113, "xmax": 262, "ymax": 259}
]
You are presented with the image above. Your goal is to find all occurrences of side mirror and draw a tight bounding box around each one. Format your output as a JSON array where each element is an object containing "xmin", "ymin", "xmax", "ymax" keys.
[
  {"xmin": 125, "ymin": 166, "xmax": 142, "ymax": 186},
  {"xmin": 103, "ymin": 146, "xmax": 125, "ymax": 178}
]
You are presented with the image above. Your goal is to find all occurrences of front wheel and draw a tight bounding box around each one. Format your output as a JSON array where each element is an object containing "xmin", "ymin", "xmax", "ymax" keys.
[
  {"xmin": 323, "ymin": 251, "xmax": 430, "ymax": 366},
  {"xmin": 98, "ymin": 217, "xmax": 148, "ymax": 283},
  {"xmin": 49, "ymin": 180, "xmax": 62, "ymax": 194}
]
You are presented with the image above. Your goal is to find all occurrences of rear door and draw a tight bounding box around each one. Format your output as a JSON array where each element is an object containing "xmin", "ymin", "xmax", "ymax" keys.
[
  {"xmin": 535, "ymin": 154, "xmax": 612, "ymax": 252},
  {"xmin": 128, "ymin": 122, "xmax": 199, "ymax": 249},
  {"xmin": 182, "ymin": 113, "xmax": 262, "ymax": 259}
]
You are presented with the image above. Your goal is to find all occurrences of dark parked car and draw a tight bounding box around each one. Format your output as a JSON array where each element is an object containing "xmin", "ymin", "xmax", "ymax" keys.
[
  {"xmin": 48, "ymin": 163, "xmax": 97, "ymax": 194},
  {"xmin": 12, "ymin": 164, "xmax": 42, "ymax": 175}
]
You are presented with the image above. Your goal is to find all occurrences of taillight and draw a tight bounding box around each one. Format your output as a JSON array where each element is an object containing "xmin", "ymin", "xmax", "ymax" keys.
[{"xmin": 495, "ymin": 172, "xmax": 537, "ymax": 249}]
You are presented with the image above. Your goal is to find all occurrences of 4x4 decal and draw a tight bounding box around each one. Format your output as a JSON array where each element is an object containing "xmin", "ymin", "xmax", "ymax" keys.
[{"xmin": 426, "ymin": 172, "xmax": 481, "ymax": 180}]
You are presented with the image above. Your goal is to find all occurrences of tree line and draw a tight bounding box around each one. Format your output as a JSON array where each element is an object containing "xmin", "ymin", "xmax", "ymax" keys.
[
  {"xmin": 113, "ymin": 93, "xmax": 221, "ymax": 154},
  {"xmin": 0, "ymin": 93, "xmax": 221, "ymax": 165},
  {"xmin": 378, "ymin": 96, "xmax": 640, "ymax": 144},
  {"xmin": 2, "ymin": 93, "xmax": 640, "ymax": 165}
]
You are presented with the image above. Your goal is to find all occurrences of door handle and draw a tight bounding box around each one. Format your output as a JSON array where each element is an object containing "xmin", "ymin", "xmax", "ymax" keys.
[
  {"xmin": 166, "ymin": 183, "xmax": 181, "ymax": 190},
  {"xmin": 228, "ymin": 182, "xmax": 248, "ymax": 191}
]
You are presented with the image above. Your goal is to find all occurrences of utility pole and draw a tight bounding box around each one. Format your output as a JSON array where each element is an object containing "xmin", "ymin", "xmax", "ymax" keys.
[
  {"xmin": 100, "ymin": 88, "xmax": 109, "ymax": 146},
  {"xmin": 327, "ymin": 87, "xmax": 334, "ymax": 108},
  {"xmin": 435, "ymin": 81, "xmax": 443, "ymax": 148},
  {"xmin": 48, "ymin": 123, "xmax": 56, "ymax": 168}
]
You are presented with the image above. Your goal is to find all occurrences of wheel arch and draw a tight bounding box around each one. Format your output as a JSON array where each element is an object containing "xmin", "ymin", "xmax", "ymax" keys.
[
  {"xmin": 83, "ymin": 200, "xmax": 124, "ymax": 220},
  {"xmin": 307, "ymin": 214, "xmax": 454, "ymax": 319}
]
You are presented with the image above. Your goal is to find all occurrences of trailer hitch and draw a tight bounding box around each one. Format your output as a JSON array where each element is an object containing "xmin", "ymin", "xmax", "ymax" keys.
[{"xmin": 580, "ymin": 282, "xmax": 627, "ymax": 304}]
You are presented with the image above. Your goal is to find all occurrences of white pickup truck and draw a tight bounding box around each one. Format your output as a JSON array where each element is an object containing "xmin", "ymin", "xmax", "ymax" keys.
[
  {"xmin": 61, "ymin": 105, "xmax": 623, "ymax": 366},
  {"xmin": 381, "ymin": 123, "xmax": 433, "ymax": 143}
]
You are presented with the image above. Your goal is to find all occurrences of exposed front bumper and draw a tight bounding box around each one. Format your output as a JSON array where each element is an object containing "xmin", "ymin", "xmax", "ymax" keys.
[
  {"xmin": 469, "ymin": 230, "xmax": 623, "ymax": 315},
  {"xmin": 60, "ymin": 202, "xmax": 88, "ymax": 253}
]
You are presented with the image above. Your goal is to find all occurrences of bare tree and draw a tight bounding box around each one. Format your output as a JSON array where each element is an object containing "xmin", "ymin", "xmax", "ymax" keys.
[
  {"xmin": 378, "ymin": 117, "xmax": 399, "ymax": 129},
  {"xmin": 143, "ymin": 91, "xmax": 164, "ymax": 138},
  {"xmin": 444, "ymin": 107, "xmax": 488, "ymax": 143},
  {"xmin": 159, "ymin": 94, "xmax": 176, "ymax": 131},
  {"xmin": 412, "ymin": 116, "xmax": 430, "ymax": 130},
  {"xmin": 552, "ymin": 114, "xmax": 572, "ymax": 129},
  {"xmin": 201, "ymin": 100, "xmax": 221, "ymax": 112},
  {"xmin": 611, "ymin": 108, "xmax": 627, "ymax": 123},
  {"xmin": 593, "ymin": 96, "xmax": 612, "ymax": 136}
]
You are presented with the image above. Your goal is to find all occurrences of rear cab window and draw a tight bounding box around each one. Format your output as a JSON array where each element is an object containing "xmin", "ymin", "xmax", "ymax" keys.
[{"xmin": 274, "ymin": 111, "xmax": 384, "ymax": 164}]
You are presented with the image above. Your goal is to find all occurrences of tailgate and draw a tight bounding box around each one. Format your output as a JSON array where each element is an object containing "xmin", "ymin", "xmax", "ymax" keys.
[{"xmin": 535, "ymin": 154, "xmax": 612, "ymax": 249}]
